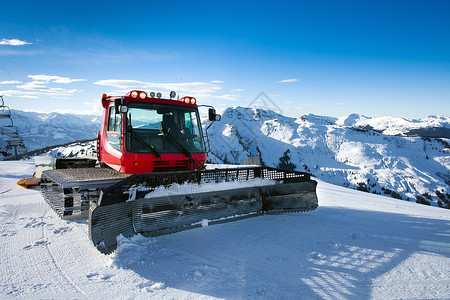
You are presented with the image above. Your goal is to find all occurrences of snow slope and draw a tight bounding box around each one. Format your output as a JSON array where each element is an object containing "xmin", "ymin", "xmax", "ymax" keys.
[{"xmin": 1, "ymin": 160, "xmax": 449, "ymax": 299}]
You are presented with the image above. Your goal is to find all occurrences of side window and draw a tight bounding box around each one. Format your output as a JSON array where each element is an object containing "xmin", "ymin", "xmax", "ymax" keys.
[
  {"xmin": 190, "ymin": 112, "xmax": 200, "ymax": 136},
  {"xmin": 184, "ymin": 112, "xmax": 192, "ymax": 132},
  {"xmin": 108, "ymin": 107, "xmax": 121, "ymax": 132},
  {"xmin": 107, "ymin": 107, "xmax": 121, "ymax": 150}
]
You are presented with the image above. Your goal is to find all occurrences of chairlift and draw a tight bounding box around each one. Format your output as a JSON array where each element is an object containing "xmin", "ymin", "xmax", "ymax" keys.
[
  {"xmin": 0, "ymin": 106, "xmax": 11, "ymax": 119},
  {"xmin": 1, "ymin": 125, "xmax": 19, "ymax": 135},
  {"xmin": 16, "ymin": 145, "xmax": 27, "ymax": 155},
  {"xmin": 7, "ymin": 137, "xmax": 25, "ymax": 147}
]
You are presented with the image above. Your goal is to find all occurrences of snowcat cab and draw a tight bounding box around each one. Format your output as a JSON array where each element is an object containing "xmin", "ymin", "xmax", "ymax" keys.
[{"xmin": 97, "ymin": 90, "xmax": 215, "ymax": 174}]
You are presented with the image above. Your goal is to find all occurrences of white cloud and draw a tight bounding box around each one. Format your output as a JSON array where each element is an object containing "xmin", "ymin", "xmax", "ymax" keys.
[
  {"xmin": 27, "ymin": 74, "xmax": 87, "ymax": 84},
  {"xmin": 18, "ymin": 95, "xmax": 40, "ymax": 99},
  {"xmin": 1, "ymin": 74, "xmax": 86, "ymax": 99},
  {"xmin": 0, "ymin": 80, "xmax": 21, "ymax": 85},
  {"xmin": 278, "ymin": 79, "xmax": 298, "ymax": 83},
  {"xmin": 94, "ymin": 79, "xmax": 222, "ymax": 95},
  {"xmin": 211, "ymin": 80, "xmax": 224, "ymax": 83},
  {"xmin": 0, "ymin": 88, "xmax": 78, "ymax": 98},
  {"xmin": 230, "ymin": 88, "xmax": 244, "ymax": 92},
  {"xmin": 0, "ymin": 39, "xmax": 31, "ymax": 46}
]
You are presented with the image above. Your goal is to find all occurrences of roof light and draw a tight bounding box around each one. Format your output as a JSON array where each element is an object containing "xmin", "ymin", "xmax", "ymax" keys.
[
  {"xmin": 179, "ymin": 96, "xmax": 197, "ymax": 104},
  {"xmin": 156, "ymin": 92, "xmax": 162, "ymax": 98},
  {"xmin": 102, "ymin": 93, "xmax": 108, "ymax": 100},
  {"xmin": 170, "ymin": 91, "xmax": 176, "ymax": 99},
  {"xmin": 131, "ymin": 91, "xmax": 138, "ymax": 98},
  {"xmin": 139, "ymin": 91, "xmax": 147, "ymax": 99},
  {"xmin": 150, "ymin": 92, "xmax": 155, "ymax": 98}
]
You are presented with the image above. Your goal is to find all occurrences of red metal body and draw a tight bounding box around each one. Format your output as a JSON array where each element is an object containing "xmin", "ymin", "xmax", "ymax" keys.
[{"xmin": 97, "ymin": 91, "xmax": 207, "ymax": 174}]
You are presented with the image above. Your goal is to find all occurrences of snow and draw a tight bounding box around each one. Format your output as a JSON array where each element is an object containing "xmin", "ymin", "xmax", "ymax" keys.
[
  {"xmin": 145, "ymin": 178, "xmax": 275, "ymax": 198},
  {"xmin": 205, "ymin": 107, "xmax": 450, "ymax": 206},
  {"xmin": 1, "ymin": 160, "xmax": 449, "ymax": 299}
]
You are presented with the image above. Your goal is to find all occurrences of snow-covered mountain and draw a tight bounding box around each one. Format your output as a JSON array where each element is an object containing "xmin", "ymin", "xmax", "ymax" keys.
[
  {"xmin": 204, "ymin": 107, "xmax": 450, "ymax": 207},
  {"xmin": 0, "ymin": 109, "xmax": 101, "ymax": 153},
  {"xmin": 4, "ymin": 107, "xmax": 449, "ymax": 207}
]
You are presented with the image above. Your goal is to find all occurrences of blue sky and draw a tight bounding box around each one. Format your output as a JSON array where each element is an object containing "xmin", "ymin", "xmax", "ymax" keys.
[{"xmin": 0, "ymin": 0, "xmax": 449, "ymax": 118}]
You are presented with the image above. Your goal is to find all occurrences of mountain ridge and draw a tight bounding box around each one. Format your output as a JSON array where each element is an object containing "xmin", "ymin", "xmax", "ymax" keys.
[
  {"xmin": 205, "ymin": 106, "xmax": 449, "ymax": 207},
  {"xmin": 2, "ymin": 107, "xmax": 449, "ymax": 207}
]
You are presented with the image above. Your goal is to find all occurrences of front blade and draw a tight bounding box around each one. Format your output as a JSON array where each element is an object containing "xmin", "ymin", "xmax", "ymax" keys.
[{"xmin": 89, "ymin": 186, "xmax": 263, "ymax": 254}]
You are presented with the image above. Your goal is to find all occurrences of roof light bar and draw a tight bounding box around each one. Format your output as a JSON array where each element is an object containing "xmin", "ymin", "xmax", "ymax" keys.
[{"xmin": 179, "ymin": 97, "xmax": 196, "ymax": 105}]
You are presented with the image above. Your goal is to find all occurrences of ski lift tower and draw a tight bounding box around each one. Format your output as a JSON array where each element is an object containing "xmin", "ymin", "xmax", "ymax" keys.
[{"xmin": 0, "ymin": 96, "xmax": 26, "ymax": 159}]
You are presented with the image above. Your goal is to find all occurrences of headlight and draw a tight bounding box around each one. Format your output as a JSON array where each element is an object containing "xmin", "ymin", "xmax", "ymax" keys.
[
  {"xmin": 139, "ymin": 92, "xmax": 147, "ymax": 99},
  {"xmin": 131, "ymin": 91, "xmax": 138, "ymax": 98}
]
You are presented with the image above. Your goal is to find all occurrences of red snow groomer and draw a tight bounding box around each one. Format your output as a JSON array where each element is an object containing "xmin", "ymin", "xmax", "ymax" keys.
[
  {"xmin": 39, "ymin": 90, "xmax": 318, "ymax": 254},
  {"xmin": 97, "ymin": 90, "xmax": 210, "ymax": 173}
]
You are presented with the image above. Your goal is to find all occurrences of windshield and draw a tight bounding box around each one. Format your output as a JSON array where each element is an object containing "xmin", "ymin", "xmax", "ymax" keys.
[{"xmin": 125, "ymin": 102, "xmax": 206, "ymax": 154}]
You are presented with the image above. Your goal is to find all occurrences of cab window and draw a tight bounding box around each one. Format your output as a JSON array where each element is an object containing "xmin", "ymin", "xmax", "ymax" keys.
[{"xmin": 107, "ymin": 106, "xmax": 121, "ymax": 150}]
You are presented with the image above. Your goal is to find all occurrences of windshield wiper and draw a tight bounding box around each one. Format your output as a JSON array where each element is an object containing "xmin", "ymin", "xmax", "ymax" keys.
[
  {"xmin": 128, "ymin": 128, "xmax": 161, "ymax": 159},
  {"xmin": 159, "ymin": 128, "xmax": 192, "ymax": 158}
]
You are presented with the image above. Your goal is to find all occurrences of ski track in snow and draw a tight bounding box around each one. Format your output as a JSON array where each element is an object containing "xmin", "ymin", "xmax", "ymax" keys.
[{"xmin": 1, "ymin": 160, "xmax": 450, "ymax": 299}]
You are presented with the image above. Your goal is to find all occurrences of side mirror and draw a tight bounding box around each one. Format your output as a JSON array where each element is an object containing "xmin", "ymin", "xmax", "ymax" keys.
[
  {"xmin": 119, "ymin": 105, "xmax": 128, "ymax": 113},
  {"xmin": 114, "ymin": 97, "xmax": 127, "ymax": 114},
  {"xmin": 208, "ymin": 108, "xmax": 221, "ymax": 122}
]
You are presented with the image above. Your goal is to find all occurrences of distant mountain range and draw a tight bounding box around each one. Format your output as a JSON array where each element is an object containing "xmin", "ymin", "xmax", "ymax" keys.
[
  {"xmin": 0, "ymin": 109, "xmax": 101, "ymax": 153},
  {"xmin": 204, "ymin": 107, "xmax": 450, "ymax": 207},
  {"xmin": 1, "ymin": 107, "xmax": 449, "ymax": 208}
]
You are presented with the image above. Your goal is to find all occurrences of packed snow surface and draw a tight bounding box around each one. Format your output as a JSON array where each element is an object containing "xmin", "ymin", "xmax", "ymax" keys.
[
  {"xmin": 1, "ymin": 160, "xmax": 449, "ymax": 299},
  {"xmin": 145, "ymin": 177, "xmax": 276, "ymax": 198}
]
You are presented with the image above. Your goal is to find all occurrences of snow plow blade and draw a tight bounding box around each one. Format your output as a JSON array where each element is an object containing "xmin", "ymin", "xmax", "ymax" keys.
[{"xmin": 89, "ymin": 167, "xmax": 318, "ymax": 254}]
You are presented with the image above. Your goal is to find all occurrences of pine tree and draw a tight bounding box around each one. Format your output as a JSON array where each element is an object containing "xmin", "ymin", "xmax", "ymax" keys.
[{"xmin": 277, "ymin": 149, "xmax": 296, "ymax": 171}]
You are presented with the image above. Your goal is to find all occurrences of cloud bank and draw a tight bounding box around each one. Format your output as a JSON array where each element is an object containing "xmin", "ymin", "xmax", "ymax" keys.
[
  {"xmin": 278, "ymin": 79, "xmax": 298, "ymax": 83},
  {"xmin": 0, "ymin": 39, "xmax": 31, "ymax": 46}
]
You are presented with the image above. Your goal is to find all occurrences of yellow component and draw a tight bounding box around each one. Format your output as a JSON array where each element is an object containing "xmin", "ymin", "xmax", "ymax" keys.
[
  {"xmin": 17, "ymin": 177, "xmax": 40, "ymax": 188},
  {"xmin": 139, "ymin": 92, "xmax": 147, "ymax": 99},
  {"xmin": 131, "ymin": 91, "xmax": 138, "ymax": 98}
]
